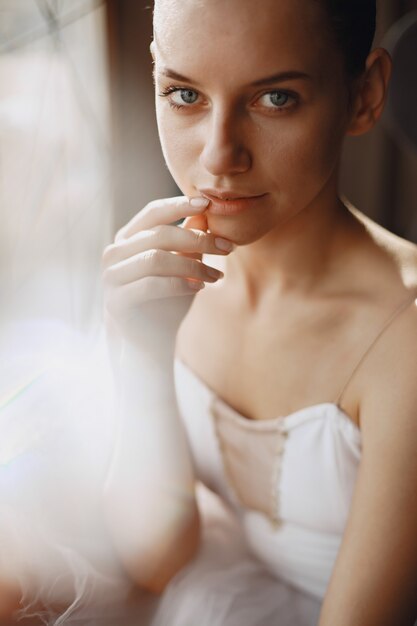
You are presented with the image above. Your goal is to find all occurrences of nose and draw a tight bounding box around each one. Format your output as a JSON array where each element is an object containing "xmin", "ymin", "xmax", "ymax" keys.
[{"xmin": 200, "ymin": 107, "xmax": 251, "ymax": 177}]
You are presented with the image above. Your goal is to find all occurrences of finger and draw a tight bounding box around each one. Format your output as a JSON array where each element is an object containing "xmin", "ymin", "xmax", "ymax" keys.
[
  {"xmin": 115, "ymin": 196, "xmax": 210, "ymax": 242},
  {"xmin": 182, "ymin": 213, "xmax": 208, "ymax": 233},
  {"xmin": 178, "ymin": 213, "xmax": 209, "ymax": 261},
  {"xmin": 102, "ymin": 224, "xmax": 233, "ymax": 269},
  {"xmin": 103, "ymin": 249, "xmax": 224, "ymax": 288}
]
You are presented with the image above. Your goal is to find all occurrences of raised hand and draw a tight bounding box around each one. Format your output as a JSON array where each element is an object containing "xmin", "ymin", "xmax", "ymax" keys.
[{"xmin": 101, "ymin": 196, "xmax": 234, "ymax": 356}]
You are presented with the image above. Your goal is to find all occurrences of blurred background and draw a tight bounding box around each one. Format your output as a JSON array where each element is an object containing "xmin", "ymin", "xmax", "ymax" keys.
[
  {"xmin": 0, "ymin": 0, "xmax": 110, "ymax": 345},
  {"xmin": 0, "ymin": 0, "xmax": 416, "ymax": 347}
]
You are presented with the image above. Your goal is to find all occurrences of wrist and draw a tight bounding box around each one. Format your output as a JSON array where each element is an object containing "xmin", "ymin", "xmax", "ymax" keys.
[
  {"xmin": 104, "ymin": 311, "xmax": 177, "ymax": 365},
  {"xmin": 117, "ymin": 335, "xmax": 176, "ymax": 378}
]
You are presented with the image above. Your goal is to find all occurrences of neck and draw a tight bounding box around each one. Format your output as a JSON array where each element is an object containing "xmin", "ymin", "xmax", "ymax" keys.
[{"xmin": 226, "ymin": 194, "xmax": 359, "ymax": 306}]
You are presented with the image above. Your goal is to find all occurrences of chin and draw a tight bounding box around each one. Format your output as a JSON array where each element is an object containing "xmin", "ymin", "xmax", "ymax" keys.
[{"xmin": 205, "ymin": 213, "xmax": 272, "ymax": 246}]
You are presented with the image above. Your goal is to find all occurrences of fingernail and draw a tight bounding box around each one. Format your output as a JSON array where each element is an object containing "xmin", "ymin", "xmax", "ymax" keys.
[
  {"xmin": 187, "ymin": 280, "xmax": 205, "ymax": 290},
  {"xmin": 189, "ymin": 197, "xmax": 210, "ymax": 209},
  {"xmin": 206, "ymin": 267, "xmax": 224, "ymax": 279},
  {"xmin": 215, "ymin": 238, "xmax": 234, "ymax": 252}
]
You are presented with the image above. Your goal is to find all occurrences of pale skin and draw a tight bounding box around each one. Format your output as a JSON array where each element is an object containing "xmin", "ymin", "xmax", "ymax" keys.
[
  {"xmin": 2, "ymin": 0, "xmax": 416, "ymax": 624},
  {"xmin": 107, "ymin": 0, "xmax": 417, "ymax": 624}
]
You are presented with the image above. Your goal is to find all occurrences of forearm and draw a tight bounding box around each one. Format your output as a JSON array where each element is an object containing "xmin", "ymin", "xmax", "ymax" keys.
[
  {"xmin": 318, "ymin": 570, "xmax": 417, "ymax": 626},
  {"xmin": 103, "ymin": 338, "xmax": 199, "ymax": 590},
  {"xmin": 319, "ymin": 601, "xmax": 417, "ymax": 626}
]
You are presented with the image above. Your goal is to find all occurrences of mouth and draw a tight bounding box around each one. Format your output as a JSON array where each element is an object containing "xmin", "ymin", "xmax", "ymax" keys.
[{"xmin": 199, "ymin": 189, "xmax": 268, "ymax": 216}]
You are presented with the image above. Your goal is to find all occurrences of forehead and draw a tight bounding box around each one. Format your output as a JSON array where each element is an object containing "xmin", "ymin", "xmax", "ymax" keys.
[{"xmin": 153, "ymin": 0, "xmax": 332, "ymax": 81}]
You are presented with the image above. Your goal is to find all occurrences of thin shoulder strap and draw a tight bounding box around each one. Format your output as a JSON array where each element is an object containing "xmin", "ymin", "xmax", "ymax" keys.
[{"xmin": 335, "ymin": 290, "xmax": 417, "ymax": 407}]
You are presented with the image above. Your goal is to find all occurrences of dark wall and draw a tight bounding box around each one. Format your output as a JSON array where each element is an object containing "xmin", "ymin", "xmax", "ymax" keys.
[
  {"xmin": 340, "ymin": 0, "xmax": 417, "ymax": 240},
  {"xmin": 106, "ymin": 0, "xmax": 176, "ymax": 232}
]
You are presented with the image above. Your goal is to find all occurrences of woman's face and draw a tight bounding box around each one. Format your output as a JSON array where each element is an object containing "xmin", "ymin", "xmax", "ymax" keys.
[{"xmin": 153, "ymin": 0, "xmax": 354, "ymax": 245}]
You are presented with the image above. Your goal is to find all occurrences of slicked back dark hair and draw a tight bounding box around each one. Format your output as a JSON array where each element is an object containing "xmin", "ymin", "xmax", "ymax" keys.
[
  {"xmin": 153, "ymin": 0, "xmax": 377, "ymax": 79},
  {"xmin": 318, "ymin": 0, "xmax": 377, "ymax": 78}
]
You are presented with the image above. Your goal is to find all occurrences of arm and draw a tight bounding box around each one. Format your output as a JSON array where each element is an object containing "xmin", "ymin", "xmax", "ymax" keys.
[
  {"xmin": 103, "ymin": 334, "xmax": 201, "ymax": 594},
  {"xmin": 101, "ymin": 196, "xmax": 230, "ymax": 593},
  {"xmin": 318, "ymin": 310, "xmax": 417, "ymax": 626}
]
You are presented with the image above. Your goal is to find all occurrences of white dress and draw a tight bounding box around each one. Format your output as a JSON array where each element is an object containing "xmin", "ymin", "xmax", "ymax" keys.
[
  {"xmin": 152, "ymin": 290, "xmax": 417, "ymax": 626},
  {"xmin": 150, "ymin": 358, "xmax": 360, "ymax": 626}
]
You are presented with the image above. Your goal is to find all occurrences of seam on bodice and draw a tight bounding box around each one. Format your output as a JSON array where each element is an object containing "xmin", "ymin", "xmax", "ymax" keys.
[
  {"xmin": 270, "ymin": 428, "xmax": 287, "ymax": 528},
  {"xmin": 211, "ymin": 396, "xmax": 288, "ymax": 527}
]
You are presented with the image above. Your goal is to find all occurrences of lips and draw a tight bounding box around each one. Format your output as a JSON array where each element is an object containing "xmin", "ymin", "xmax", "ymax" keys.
[
  {"xmin": 199, "ymin": 189, "xmax": 264, "ymax": 201},
  {"xmin": 198, "ymin": 189, "xmax": 268, "ymax": 216}
]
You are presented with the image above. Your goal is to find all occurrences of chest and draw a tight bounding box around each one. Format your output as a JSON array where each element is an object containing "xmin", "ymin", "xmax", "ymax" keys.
[{"xmin": 176, "ymin": 284, "xmax": 362, "ymax": 426}]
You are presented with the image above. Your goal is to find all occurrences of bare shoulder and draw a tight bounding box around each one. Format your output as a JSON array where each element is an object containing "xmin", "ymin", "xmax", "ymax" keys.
[
  {"xmin": 321, "ymin": 206, "xmax": 417, "ymax": 433},
  {"xmin": 351, "ymin": 206, "xmax": 417, "ymax": 360},
  {"xmin": 359, "ymin": 293, "xmax": 417, "ymax": 427},
  {"xmin": 351, "ymin": 210, "xmax": 417, "ymax": 431},
  {"xmin": 351, "ymin": 206, "xmax": 417, "ymax": 288}
]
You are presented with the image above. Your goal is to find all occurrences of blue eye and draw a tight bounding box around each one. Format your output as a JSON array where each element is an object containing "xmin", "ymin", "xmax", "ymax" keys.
[
  {"xmin": 158, "ymin": 87, "xmax": 200, "ymax": 108},
  {"xmin": 177, "ymin": 89, "xmax": 198, "ymax": 104},
  {"xmin": 257, "ymin": 91, "xmax": 296, "ymax": 110},
  {"xmin": 269, "ymin": 92, "xmax": 289, "ymax": 107}
]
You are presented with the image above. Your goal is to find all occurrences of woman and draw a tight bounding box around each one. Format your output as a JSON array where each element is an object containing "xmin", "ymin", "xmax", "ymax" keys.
[{"xmin": 101, "ymin": 0, "xmax": 417, "ymax": 624}]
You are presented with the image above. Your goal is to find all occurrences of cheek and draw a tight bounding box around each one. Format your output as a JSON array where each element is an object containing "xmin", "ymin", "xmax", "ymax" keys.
[
  {"xmin": 268, "ymin": 113, "xmax": 345, "ymax": 194},
  {"xmin": 156, "ymin": 109, "xmax": 199, "ymax": 187},
  {"xmin": 290, "ymin": 115, "xmax": 343, "ymax": 166}
]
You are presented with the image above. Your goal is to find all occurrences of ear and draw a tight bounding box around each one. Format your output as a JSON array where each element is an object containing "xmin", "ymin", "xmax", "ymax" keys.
[
  {"xmin": 150, "ymin": 40, "xmax": 156, "ymax": 61},
  {"xmin": 346, "ymin": 48, "xmax": 393, "ymax": 137}
]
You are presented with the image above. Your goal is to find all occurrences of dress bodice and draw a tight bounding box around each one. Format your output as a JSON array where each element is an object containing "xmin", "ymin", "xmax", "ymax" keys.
[{"xmin": 174, "ymin": 357, "xmax": 361, "ymax": 599}]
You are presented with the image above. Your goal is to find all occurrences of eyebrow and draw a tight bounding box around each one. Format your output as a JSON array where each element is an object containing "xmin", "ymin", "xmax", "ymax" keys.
[{"xmin": 159, "ymin": 68, "xmax": 312, "ymax": 87}]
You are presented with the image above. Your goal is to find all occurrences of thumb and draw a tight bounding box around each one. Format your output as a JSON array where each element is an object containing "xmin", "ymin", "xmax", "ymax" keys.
[
  {"xmin": 180, "ymin": 213, "xmax": 209, "ymax": 261},
  {"xmin": 183, "ymin": 213, "xmax": 208, "ymax": 232}
]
